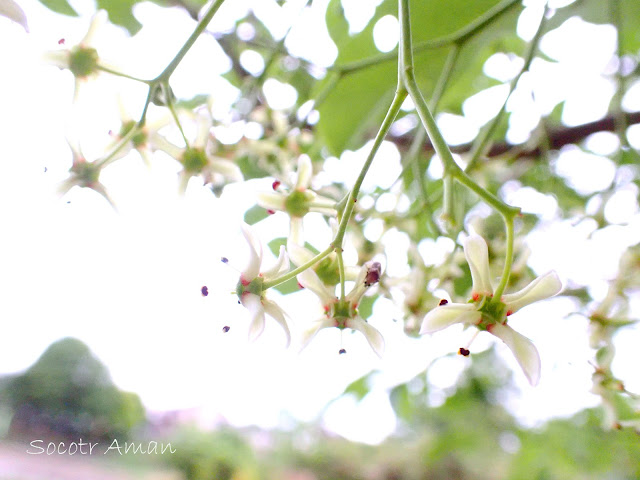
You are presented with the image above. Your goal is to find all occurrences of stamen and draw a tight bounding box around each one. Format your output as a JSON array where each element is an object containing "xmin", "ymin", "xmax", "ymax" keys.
[
  {"xmin": 439, "ymin": 299, "xmax": 449, "ymax": 306},
  {"xmin": 58, "ymin": 38, "xmax": 65, "ymax": 45},
  {"xmin": 364, "ymin": 262, "xmax": 382, "ymax": 287},
  {"xmin": 267, "ymin": 209, "xmax": 276, "ymax": 215},
  {"xmin": 464, "ymin": 330, "xmax": 480, "ymax": 350},
  {"xmin": 272, "ymin": 180, "xmax": 281, "ymax": 190},
  {"xmin": 201, "ymin": 286, "xmax": 209, "ymax": 297},
  {"xmin": 222, "ymin": 326, "xmax": 230, "ymax": 332},
  {"xmin": 339, "ymin": 348, "xmax": 347, "ymax": 354},
  {"xmin": 458, "ymin": 347, "xmax": 470, "ymax": 356},
  {"xmin": 221, "ymin": 257, "xmax": 229, "ymax": 263}
]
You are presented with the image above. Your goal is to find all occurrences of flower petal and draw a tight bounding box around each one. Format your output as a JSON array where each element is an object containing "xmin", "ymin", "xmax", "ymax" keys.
[
  {"xmin": 242, "ymin": 293, "xmax": 266, "ymax": 342},
  {"xmin": 502, "ymin": 271, "xmax": 562, "ymax": 314},
  {"xmin": 488, "ymin": 323, "xmax": 541, "ymax": 386},
  {"xmin": 262, "ymin": 245, "xmax": 289, "ymax": 280},
  {"xmin": 81, "ymin": 10, "xmax": 107, "ymax": 46},
  {"xmin": 294, "ymin": 155, "xmax": 312, "ymax": 190},
  {"xmin": 0, "ymin": 0, "xmax": 29, "ymax": 32},
  {"xmin": 288, "ymin": 217, "xmax": 304, "ymax": 250},
  {"xmin": 299, "ymin": 317, "xmax": 335, "ymax": 352},
  {"xmin": 257, "ymin": 192, "xmax": 286, "ymax": 211},
  {"xmin": 240, "ymin": 222, "xmax": 263, "ymax": 280},
  {"xmin": 464, "ymin": 234, "xmax": 493, "ymax": 296},
  {"xmin": 347, "ymin": 317, "xmax": 385, "ymax": 358},
  {"xmin": 287, "ymin": 239, "xmax": 313, "ymax": 267},
  {"xmin": 420, "ymin": 303, "xmax": 481, "ymax": 334},
  {"xmin": 298, "ymin": 268, "xmax": 335, "ymax": 305},
  {"xmin": 209, "ymin": 158, "xmax": 243, "ymax": 182},
  {"xmin": 262, "ymin": 298, "xmax": 291, "ymax": 348}
]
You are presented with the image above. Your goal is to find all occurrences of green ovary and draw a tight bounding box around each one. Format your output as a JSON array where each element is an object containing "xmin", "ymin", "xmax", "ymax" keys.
[
  {"xmin": 69, "ymin": 46, "xmax": 99, "ymax": 78},
  {"xmin": 181, "ymin": 148, "xmax": 208, "ymax": 173},
  {"xmin": 119, "ymin": 121, "xmax": 147, "ymax": 148},
  {"xmin": 284, "ymin": 190, "xmax": 312, "ymax": 217}
]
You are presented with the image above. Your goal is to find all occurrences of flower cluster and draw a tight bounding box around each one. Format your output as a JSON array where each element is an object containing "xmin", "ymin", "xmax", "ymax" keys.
[
  {"xmin": 420, "ymin": 234, "xmax": 562, "ymax": 385},
  {"xmin": 233, "ymin": 222, "xmax": 384, "ymax": 357}
]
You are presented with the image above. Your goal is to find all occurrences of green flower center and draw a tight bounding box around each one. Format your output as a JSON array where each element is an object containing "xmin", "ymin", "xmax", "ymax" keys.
[
  {"xmin": 119, "ymin": 121, "xmax": 148, "ymax": 149},
  {"xmin": 181, "ymin": 148, "xmax": 208, "ymax": 173},
  {"xmin": 70, "ymin": 161, "xmax": 100, "ymax": 187},
  {"xmin": 236, "ymin": 276, "xmax": 264, "ymax": 301},
  {"xmin": 474, "ymin": 296, "xmax": 508, "ymax": 330},
  {"xmin": 284, "ymin": 190, "xmax": 313, "ymax": 217},
  {"xmin": 331, "ymin": 299, "xmax": 356, "ymax": 329},
  {"xmin": 69, "ymin": 46, "xmax": 99, "ymax": 78}
]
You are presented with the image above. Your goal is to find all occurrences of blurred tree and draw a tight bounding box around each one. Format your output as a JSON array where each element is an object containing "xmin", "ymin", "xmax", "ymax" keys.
[{"xmin": 1, "ymin": 337, "xmax": 145, "ymax": 442}]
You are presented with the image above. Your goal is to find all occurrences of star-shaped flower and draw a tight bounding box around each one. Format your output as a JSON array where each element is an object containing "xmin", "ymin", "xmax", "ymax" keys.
[
  {"xmin": 58, "ymin": 140, "xmax": 114, "ymax": 207},
  {"xmin": 298, "ymin": 261, "xmax": 384, "ymax": 357},
  {"xmin": 257, "ymin": 155, "xmax": 337, "ymax": 241},
  {"xmin": 235, "ymin": 223, "xmax": 292, "ymax": 346},
  {"xmin": 152, "ymin": 112, "xmax": 242, "ymax": 193},
  {"xmin": 420, "ymin": 234, "xmax": 562, "ymax": 385},
  {"xmin": 43, "ymin": 10, "xmax": 107, "ymax": 100}
]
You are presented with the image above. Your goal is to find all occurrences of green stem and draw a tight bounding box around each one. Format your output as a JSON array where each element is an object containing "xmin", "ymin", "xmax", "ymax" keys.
[
  {"xmin": 336, "ymin": 248, "xmax": 346, "ymax": 300},
  {"xmin": 165, "ymin": 86, "xmax": 190, "ymax": 147},
  {"xmin": 466, "ymin": 4, "xmax": 549, "ymax": 172},
  {"xmin": 332, "ymin": 87, "xmax": 408, "ymax": 247},
  {"xmin": 155, "ymin": 0, "xmax": 227, "ymax": 82},
  {"xmin": 492, "ymin": 217, "xmax": 515, "ymax": 302},
  {"xmin": 263, "ymin": 246, "xmax": 334, "ymax": 289},
  {"xmin": 333, "ymin": 0, "xmax": 519, "ymax": 75},
  {"xmin": 96, "ymin": 65, "xmax": 150, "ymax": 83},
  {"xmin": 294, "ymin": 71, "xmax": 341, "ymax": 129},
  {"xmin": 95, "ymin": 122, "xmax": 140, "ymax": 168},
  {"xmin": 399, "ymin": 0, "xmax": 519, "ymax": 221},
  {"xmin": 609, "ymin": 0, "xmax": 630, "ymax": 151}
]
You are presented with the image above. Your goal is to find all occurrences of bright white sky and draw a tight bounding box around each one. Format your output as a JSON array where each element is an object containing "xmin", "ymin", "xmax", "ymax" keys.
[{"xmin": 1, "ymin": 0, "xmax": 639, "ymax": 445}]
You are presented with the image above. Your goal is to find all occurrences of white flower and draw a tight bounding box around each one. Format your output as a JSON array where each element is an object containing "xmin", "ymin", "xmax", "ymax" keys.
[
  {"xmin": 235, "ymin": 223, "xmax": 292, "ymax": 346},
  {"xmin": 152, "ymin": 112, "xmax": 242, "ymax": 192},
  {"xmin": 257, "ymin": 155, "xmax": 337, "ymax": 239},
  {"xmin": 420, "ymin": 234, "xmax": 562, "ymax": 386},
  {"xmin": 43, "ymin": 10, "xmax": 107, "ymax": 100},
  {"xmin": 298, "ymin": 261, "xmax": 384, "ymax": 357},
  {"xmin": 58, "ymin": 140, "xmax": 115, "ymax": 208}
]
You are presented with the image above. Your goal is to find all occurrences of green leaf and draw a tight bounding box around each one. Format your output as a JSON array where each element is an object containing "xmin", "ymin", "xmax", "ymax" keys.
[
  {"xmin": 244, "ymin": 205, "xmax": 270, "ymax": 225},
  {"xmin": 342, "ymin": 370, "xmax": 378, "ymax": 401},
  {"xmin": 97, "ymin": 0, "xmax": 142, "ymax": 35},
  {"xmin": 176, "ymin": 94, "xmax": 210, "ymax": 110},
  {"xmin": 317, "ymin": 0, "xmax": 523, "ymax": 155},
  {"xmin": 389, "ymin": 384, "xmax": 413, "ymax": 421},
  {"xmin": 266, "ymin": 237, "xmax": 301, "ymax": 295},
  {"xmin": 546, "ymin": 0, "xmax": 640, "ymax": 55},
  {"xmin": 357, "ymin": 294, "xmax": 378, "ymax": 320},
  {"xmin": 36, "ymin": 0, "xmax": 78, "ymax": 16}
]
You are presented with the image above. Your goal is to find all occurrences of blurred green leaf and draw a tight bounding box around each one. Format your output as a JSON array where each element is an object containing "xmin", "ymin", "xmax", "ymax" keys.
[
  {"xmin": 342, "ymin": 370, "xmax": 378, "ymax": 401},
  {"xmin": 97, "ymin": 0, "xmax": 142, "ymax": 34},
  {"xmin": 36, "ymin": 0, "xmax": 77, "ymax": 16},
  {"xmin": 357, "ymin": 294, "xmax": 378, "ymax": 320},
  {"xmin": 244, "ymin": 205, "xmax": 270, "ymax": 225},
  {"xmin": 318, "ymin": 0, "xmax": 523, "ymax": 155},
  {"xmin": 546, "ymin": 0, "xmax": 640, "ymax": 54}
]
